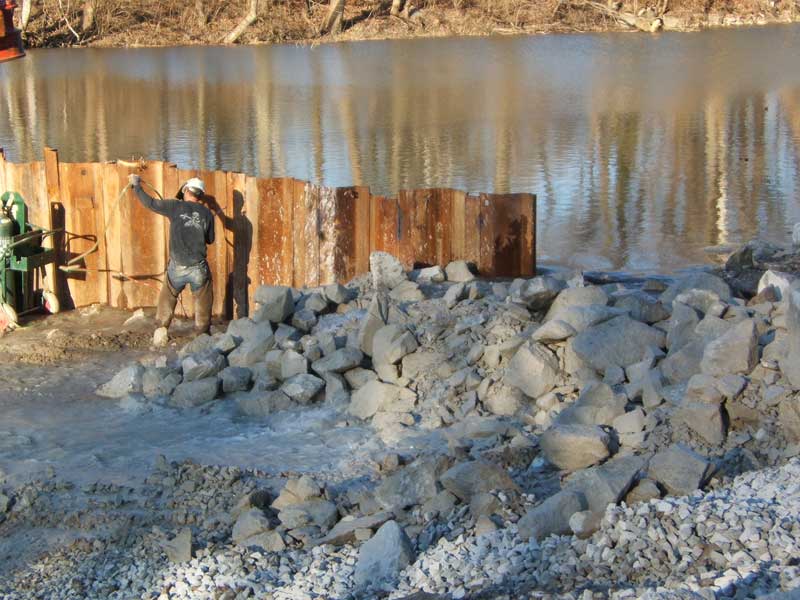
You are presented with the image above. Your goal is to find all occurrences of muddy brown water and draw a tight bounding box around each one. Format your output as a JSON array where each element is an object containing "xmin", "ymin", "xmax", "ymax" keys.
[{"xmin": 0, "ymin": 27, "xmax": 799, "ymax": 272}]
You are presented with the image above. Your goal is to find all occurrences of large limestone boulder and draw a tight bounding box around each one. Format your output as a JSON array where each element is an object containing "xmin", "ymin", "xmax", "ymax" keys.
[
  {"xmin": 554, "ymin": 382, "xmax": 626, "ymax": 427},
  {"xmin": 253, "ymin": 285, "xmax": 295, "ymax": 324},
  {"xmin": 169, "ymin": 377, "xmax": 219, "ymax": 408},
  {"xmin": 510, "ymin": 276, "xmax": 566, "ymax": 311},
  {"xmin": 504, "ymin": 343, "xmax": 560, "ymax": 399},
  {"xmin": 445, "ymin": 260, "xmax": 476, "ymax": 283},
  {"xmin": 232, "ymin": 509, "xmax": 285, "ymax": 552},
  {"xmin": 439, "ymin": 460, "xmax": 519, "ymax": 502},
  {"xmin": 648, "ymin": 444, "xmax": 714, "ymax": 496},
  {"xmin": 280, "ymin": 374, "xmax": 325, "ymax": 405},
  {"xmin": 372, "ymin": 325, "xmax": 418, "ymax": 366},
  {"xmin": 780, "ymin": 291, "xmax": 800, "ymax": 389},
  {"xmin": 611, "ymin": 291, "xmax": 670, "ymax": 324},
  {"xmin": 550, "ymin": 305, "xmax": 626, "ymax": 334},
  {"xmin": 563, "ymin": 454, "xmax": 645, "ymax": 517},
  {"xmin": 181, "ymin": 349, "xmax": 226, "ymax": 382},
  {"xmin": 659, "ymin": 272, "xmax": 732, "ymax": 305},
  {"xmin": 370, "ymin": 252, "xmax": 407, "ymax": 290},
  {"xmin": 545, "ymin": 286, "xmax": 608, "ymax": 321},
  {"xmin": 228, "ymin": 323, "xmax": 275, "ymax": 367},
  {"xmin": 311, "ymin": 348, "xmax": 363, "ymax": 374},
  {"xmin": 354, "ymin": 520, "xmax": 415, "ymax": 588},
  {"xmin": 97, "ymin": 364, "xmax": 144, "ymax": 398},
  {"xmin": 358, "ymin": 292, "xmax": 390, "ymax": 356},
  {"xmin": 700, "ymin": 319, "xmax": 758, "ymax": 377},
  {"xmin": 540, "ymin": 424, "xmax": 612, "ymax": 471},
  {"xmin": 517, "ymin": 490, "xmax": 586, "ymax": 541},
  {"xmin": 348, "ymin": 380, "xmax": 415, "ymax": 420},
  {"xmin": 571, "ymin": 315, "xmax": 665, "ymax": 373},
  {"xmin": 374, "ymin": 456, "xmax": 449, "ymax": 511},
  {"xmin": 677, "ymin": 401, "xmax": 727, "ymax": 446}
]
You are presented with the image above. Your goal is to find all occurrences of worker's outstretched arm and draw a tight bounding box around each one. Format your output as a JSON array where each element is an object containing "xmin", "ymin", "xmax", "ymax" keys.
[{"xmin": 128, "ymin": 174, "xmax": 172, "ymax": 216}]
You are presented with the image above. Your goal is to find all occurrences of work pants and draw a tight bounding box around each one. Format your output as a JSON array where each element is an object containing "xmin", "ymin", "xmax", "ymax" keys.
[{"xmin": 156, "ymin": 260, "xmax": 212, "ymax": 335}]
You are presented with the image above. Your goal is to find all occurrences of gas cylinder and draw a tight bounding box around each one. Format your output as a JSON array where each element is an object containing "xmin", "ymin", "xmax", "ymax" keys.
[
  {"xmin": 0, "ymin": 0, "xmax": 25, "ymax": 63},
  {"xmin": 0, "ymin": 210, "xmax": 13, "ymax": 256}
]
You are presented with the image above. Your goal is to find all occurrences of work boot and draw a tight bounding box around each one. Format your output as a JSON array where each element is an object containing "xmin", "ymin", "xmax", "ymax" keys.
[
  {"xmin": 156, "ymin": 276, "xmax": 180, "ymax": 329},
  {"xmin": 153, "ymin": 326, "xmax": 169, "ymax": 348},
  {"xmin": 193, "ymin": 277, "xmax": 213, "ymax": 336}
]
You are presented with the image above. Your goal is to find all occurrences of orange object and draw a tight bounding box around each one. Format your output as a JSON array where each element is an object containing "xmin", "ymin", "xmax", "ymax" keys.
[{"xmin": 0, "ymin": 0, "xmax": 24, "ymax": 63}]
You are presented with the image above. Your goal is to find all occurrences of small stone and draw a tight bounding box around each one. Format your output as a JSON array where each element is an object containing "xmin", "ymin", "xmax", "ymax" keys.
[
  {"xmin": 153, "ymin": 326, "xmax": 169, "ymax": 348},
  {"xmin": 445, "ymin": 260, "xmax": 477, "ymax": 283},
  {"xmin": 162, "ymin": 528, "xmax": 192, "ymax": 563}
]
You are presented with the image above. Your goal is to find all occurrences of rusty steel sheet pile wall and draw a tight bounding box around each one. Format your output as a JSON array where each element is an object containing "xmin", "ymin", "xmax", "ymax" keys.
[{"xmin": 0, "ymin": 149, "xmax": 536, "ymax": 317}]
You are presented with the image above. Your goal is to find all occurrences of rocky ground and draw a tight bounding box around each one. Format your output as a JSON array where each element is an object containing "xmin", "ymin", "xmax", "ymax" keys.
[{"xmin": 3, "ymin": 242, "xmax": 800, "ymax": 599}]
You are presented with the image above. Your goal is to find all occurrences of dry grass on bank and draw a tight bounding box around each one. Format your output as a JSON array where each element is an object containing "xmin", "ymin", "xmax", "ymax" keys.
[{"xmin": 19, "ymin": 0, "xmax": 799, "ymax": 48}]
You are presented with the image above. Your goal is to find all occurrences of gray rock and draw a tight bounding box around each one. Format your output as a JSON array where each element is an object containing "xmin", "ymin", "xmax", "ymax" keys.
[
  {"xmin": 300, "ymin": 292, "xmax": 329, "ymax": 314},
  {"xmin": 96, "ymin": 364, "xmax": 144, "ymax": 398},
  {"xmin": 439, "ymin": 460, "xmax": 518, "ymax": 502},
  {"xmin": 572, "ymin": 315, "xmax": 666, "ymax": 372},
  {"xmin": 484, "ymin": 384, "xmax": 524, "ymax": 416},
  {"xmin": 253, "ymin": 285, "xmax": 295, "ymax": 324},
  {"xmin": 178, "ymin": 333, "xmax": 215, "ymax": 358},
  {"xmin": 354, "ymin": 520, "xmax": 415, "ymax": 588},
  {"xmin": 540, "ymin": 424, "xmax": 612, "ymax": 471},
  {"xmin": 373, "ymin": 325, "xmax": 418, "ymax": 366},
  {"xmin": 677, "ymin": 401, "xmax": 727, "ymax": 445},
  {"xmin": 348, "ymin": 380, "xmax": 416, "ymax": 419},
  {"xmin": 504, "ymin": 343, "xmax": 560, "ymax": 399},
  {"xmin": 370, "ymin": 252, "xmax": 407, "ymax": 290},
  {"xmin": 780, "ymin": 291, "xmax": 800, "ymax": 389},
  {"xmin": 280, "ymin": 374, "xmax": 325, "ymax": 404},
  {"xmin": 344, "ymin": 367, "xmax": 378, "ymax": 389},
  {"xmin": 226, "ymin": 318, "xmax": 256, "ymax": 342},
  {"xmin": 322, "ymin": 372, "xmax": 349, "ymax": 405},
  {"xmin": 278, "ymin": 499, "xmax": 338, "ymax": 531},
  {"xmin": 648, "ymin": 443, "xmax": 714, "ymax": 496},
  {"xmin": 545, "ymin": 286, "xmax": 609, "ymax": 320},
  {"xmin": 517, "ymin": 490, "xmax": 587, "ymax": 541},
  {"xmin": 291, "ymin": 309, "xmax": 317, "ymax": 332},
  {"xmin": 314, "ymin": 512, "xmax": 394, "ymax": 546},
  {"xmin": 700, "ymin": 318, "xmax": 758, "ymax": 376},
  {"xmin": 666, "ymin": 302, "xmax": 701, "ymax": 352},
  {"xmin": 162, "ymin": 528, "xmax": 192, "ymax": 563},
  {"xmin": 564, "ymin": 454, "xmax": 645, "ymax": 516},
  {"xmin": 416, "ymin": 265, "xmax": 446, "ymax": 283},
  {"xmin": 555, "ymin": 382, "xmax": 626, "ymax": 427},
  {"xmin": 228, "ymin": 323, "xmax": 275, "ymax": 367},
  {"xmin": 611, "ymin": 291, "xmax": 670, "ymax": 324},
  {"xmin": 271, "ymin": 475, "xmax": 322, "ymax": 510},
  {"xmin": 444, "ymin": 282, "xmax": 467, "ymax": 308},
  {"xmin": 674, "ymin": 289, "xmax": 726, "ymax": 316},
  {"xmin": 181, "ymin": 349, "xmax": 226, "ymax": 382},
  {"xmin": 531, "ymin": 319, "xmax": 577, "ymax": 343},
  {"xmin": 660, "ymin": 272, "xmax": 731, "ymax": 305},
  {"xmin": 358, "ymin": 292, "xmax": 390, "ymax": 356},
  {"xmin": 779, "ymin": 396, "xmax": 800, "ymax": 440},
  {"xmin": 612, "ymin": 408, "xmax": 646, "ymax": 434},
  {"xmin": 220, "ymin": 366, "xmax": 252, "ymax": 394},
  {"xmin": 213, "ymin": 332, "xmax": 239, "ymax": 354},
  {"xmin": 389, "ymin": 280, "xmax": 424, "ymax": 303},
  {"xmin": 374, "ymin": 456, "xmax": 448, "ymax": 511},
  {"xmin": 625, "ymin": 478, "xmax": 662, "ymax": 504},
  {"xmin": 236, "ymin": 390, "xmax": 293, "ymax": 417},
  {"xmin": 232, "ymin": 509, "xmax": 286, "ymax": 552},
  {"xmin": 280, "ymin": 350, "xmax": 308, "ymax": 380},
  {"xmin": 311, "ymin": 347, "xmax": 364, "ymax": 374},
  {"xmin": 324, "ymin": 283, "xmax": 353, "ymax": 305},
  {"xmin": 510, "ymin": 276, "xmax": 566, "ymax": 311},
  {"xmin": 445, "ymin": 260, "xmax": 476, "ymax": 283},
  {"xmin": 274, "ymin": 323, "xmax": 302, "ymax": 346},
  {"xmin": 142, "ymin": 367, "xmax": 181, "ymax": 399},
  {"xmin": 757, "ymin": 270, "xmax": 796, "ymax": 301},
  {"xmin": 661, "ymin": 338, "xmax": 706, "ymax": 384},
  {"xmin": 169, "ymin": 377, "xmax": 219, "ymax": 408},
  {"xmin": 569, "ymin": 510, "xmax": 601, "ymax": 539},
  {"xmin": 551, "ymin": 304, "xmax": 627, "ymax": 334}
]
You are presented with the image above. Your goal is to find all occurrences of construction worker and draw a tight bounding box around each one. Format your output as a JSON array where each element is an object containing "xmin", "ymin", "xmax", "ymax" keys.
[{"xmin": 128, "ymin": 174, "xmax": 214, "ymax": 337}]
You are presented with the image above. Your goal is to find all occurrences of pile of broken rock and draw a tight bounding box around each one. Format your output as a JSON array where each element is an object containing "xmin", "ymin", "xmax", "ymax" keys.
[{"xmin": 36, "ymin": 244, "xmax": 800, "ymax": 597}]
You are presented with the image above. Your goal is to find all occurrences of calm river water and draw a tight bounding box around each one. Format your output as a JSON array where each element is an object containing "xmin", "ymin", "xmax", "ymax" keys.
[{"xmin": 0, "ymin": 26, "xmax": 799, "ymax": 272}]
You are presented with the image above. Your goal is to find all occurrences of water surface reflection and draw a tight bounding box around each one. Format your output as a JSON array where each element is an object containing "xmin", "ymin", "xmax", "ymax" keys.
[{"xmin": 1, "ymin": 27, "xmax": 800, "ymax": 272}]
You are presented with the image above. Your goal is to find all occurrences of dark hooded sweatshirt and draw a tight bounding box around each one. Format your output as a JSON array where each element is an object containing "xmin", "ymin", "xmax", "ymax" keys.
[{"xmin": 134, "ymin": 186, "xmax": 215, "ymax": 267}]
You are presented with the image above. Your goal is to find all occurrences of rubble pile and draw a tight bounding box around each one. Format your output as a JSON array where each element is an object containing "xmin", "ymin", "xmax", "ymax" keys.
[{"xmin": 3, "ymin": 245, "xmax": 800, "ymax": 599}]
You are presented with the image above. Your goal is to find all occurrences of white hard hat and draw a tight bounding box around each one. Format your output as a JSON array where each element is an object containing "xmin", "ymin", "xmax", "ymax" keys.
[{"xmin": 178, "ymin": 177, "xmax": 205, "ymax": 199}]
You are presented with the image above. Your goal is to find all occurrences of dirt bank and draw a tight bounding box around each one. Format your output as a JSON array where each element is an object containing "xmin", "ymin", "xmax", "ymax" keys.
[{"xmin": 18, "ymin": 0, "xmax": 800, "ymax": 49}]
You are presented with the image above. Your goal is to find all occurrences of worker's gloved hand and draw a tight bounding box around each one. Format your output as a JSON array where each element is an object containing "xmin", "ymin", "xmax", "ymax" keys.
[{"xmin": 128, "ymin": 174, "xmax": 141, "ymax": 188}]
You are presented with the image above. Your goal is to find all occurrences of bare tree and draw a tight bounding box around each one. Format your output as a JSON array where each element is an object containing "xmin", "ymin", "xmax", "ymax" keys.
[
  {"xmin": 222, "ymin": 0, "xmax": 259, "ymax": 44},
  {"xmin": 195, "ymin": 0, "xmax": 208, "ymax": 28},
  {"xmin": 390, "ymin": 0, "xmax": 404, "ymax": 17},
  {"xmin": 21, "ymin": 0, "xmax": 32, "ymax": 31},
  {"xmin": 322, "ymin": 0, "xmax": 345, "ymax": 34},
  {"xmin": 81, "ymin": 1, "xmax": 95, "ymax": 33}
]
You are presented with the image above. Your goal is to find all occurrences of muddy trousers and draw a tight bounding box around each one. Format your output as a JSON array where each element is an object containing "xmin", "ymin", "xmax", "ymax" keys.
[{"xmin": 156, "ymin": 263, "xmax": 213, "ymax": 335}]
